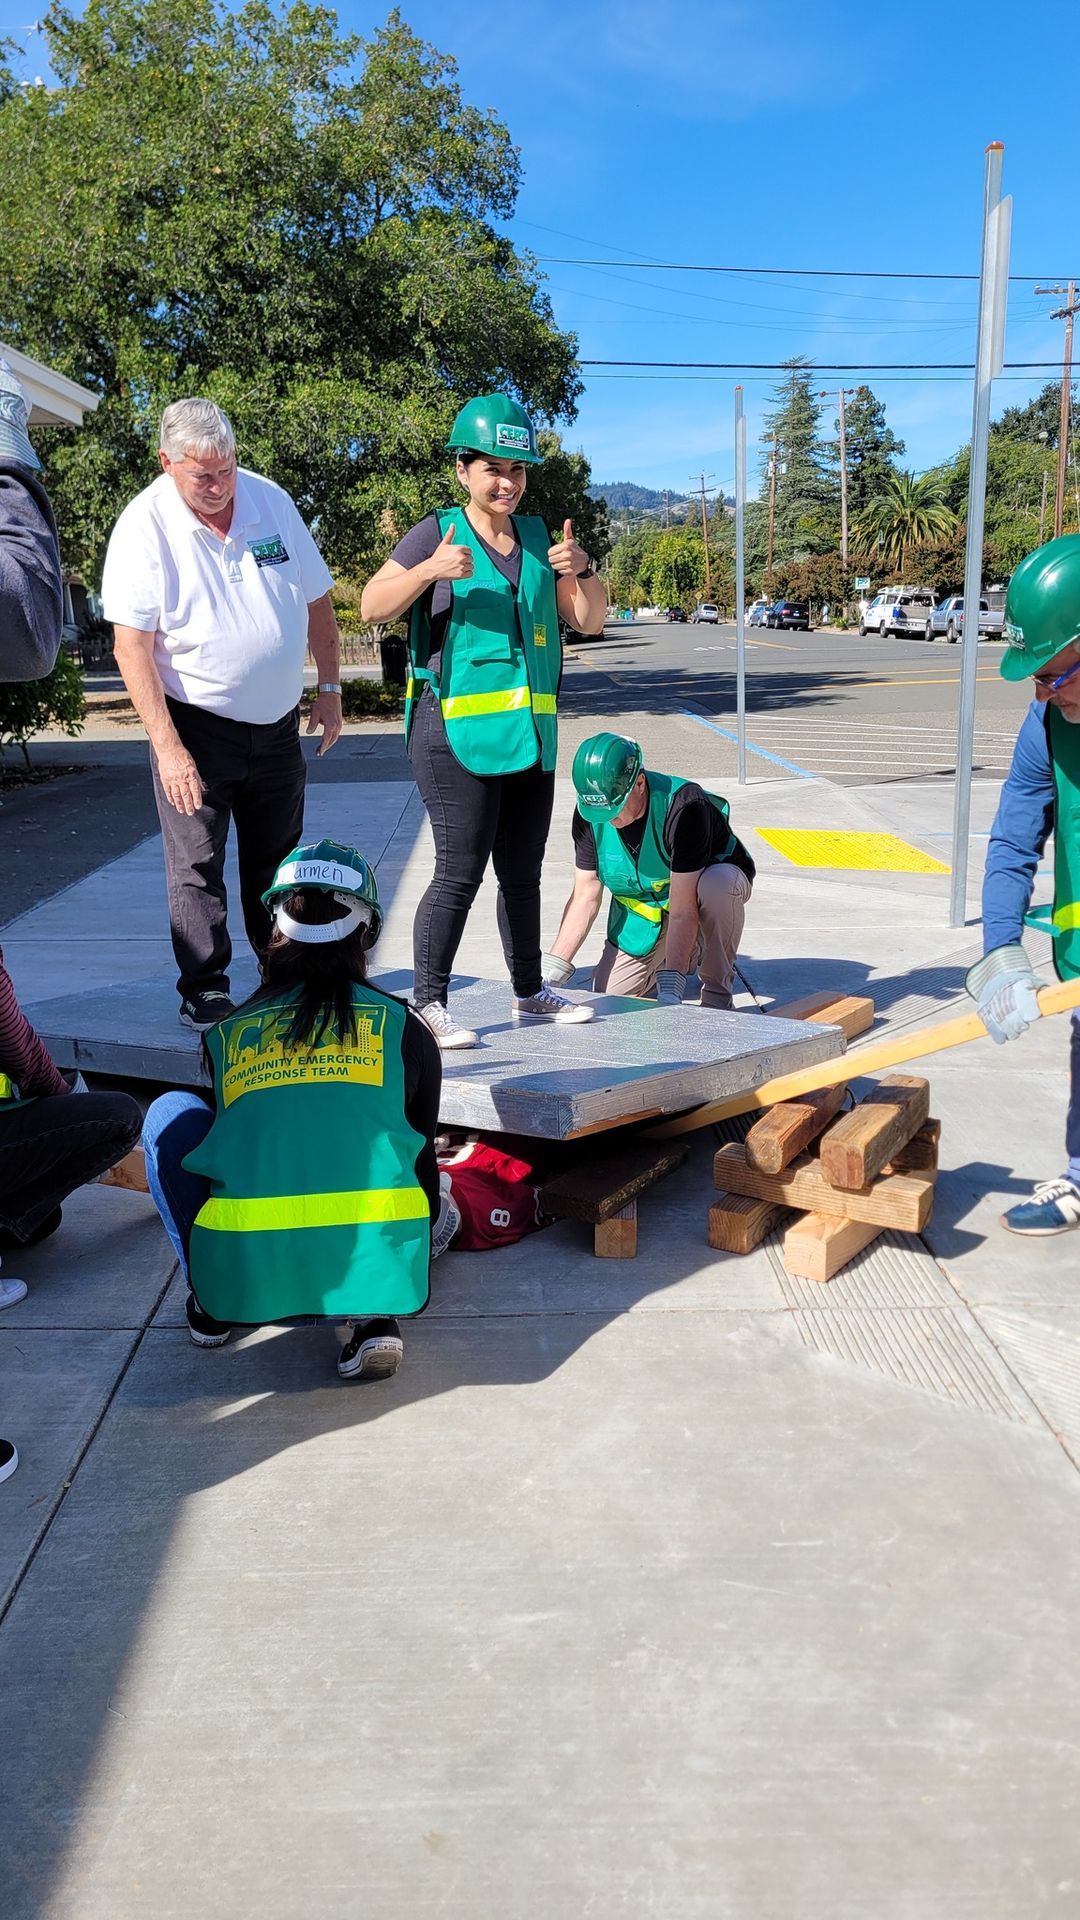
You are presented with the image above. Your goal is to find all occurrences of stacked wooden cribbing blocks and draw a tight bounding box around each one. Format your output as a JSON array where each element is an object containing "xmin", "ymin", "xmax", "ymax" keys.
[{"xmin": 708, "ymin": 1070, "xmax": 940, "ymax": 1283}]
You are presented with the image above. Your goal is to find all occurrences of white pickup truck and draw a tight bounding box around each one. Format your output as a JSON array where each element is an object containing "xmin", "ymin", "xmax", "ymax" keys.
[{"xmin": 924, "ymin": 595, "xmax": 1005, "ymax": 643}]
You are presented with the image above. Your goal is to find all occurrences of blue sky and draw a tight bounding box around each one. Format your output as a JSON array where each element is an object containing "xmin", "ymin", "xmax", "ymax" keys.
[{"xmin": 4, "ymin": 0, "xmax": 1075, "ymax": 500}]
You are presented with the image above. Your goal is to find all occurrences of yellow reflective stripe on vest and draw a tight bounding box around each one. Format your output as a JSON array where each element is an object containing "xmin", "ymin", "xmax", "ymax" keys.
[
  {"xmin": 0, "ymin": 1072, "xmax": 15, "ymax": 1101},
  {"xmin": 1054, "ymin": 901, "xmax": 1080, "ymax": 932},
  {"xmin": 613, "ymin": 894, "xmax": 664, "ymax": 923},
  {"xmin": 533, "ymin": 692, "xmax": 556, "ymax": 715},
  {"xmin": 196, "ymin": 1188, "xmax": 430, "ymax": 1234},
  {"xmin": 442, "ymin": 686, "xmax": 532, "ymax": 721}
]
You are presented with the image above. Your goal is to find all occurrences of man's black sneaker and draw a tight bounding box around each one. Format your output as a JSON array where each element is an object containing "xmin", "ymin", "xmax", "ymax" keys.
[
  {"xmin": 0, "ymin": 1437, "xmax": 18, "ymax": 1483},
  {"xmin": 179, "ymin": 990, "xmax": 236, "ymax": 1032},
  {"xmin": 185, "ymin": 1292, "xmax": 233, "ymax": 1348},
  {"xmin": 337, "ymin": 1316, "xmax": 404, "ymax": 1381}
]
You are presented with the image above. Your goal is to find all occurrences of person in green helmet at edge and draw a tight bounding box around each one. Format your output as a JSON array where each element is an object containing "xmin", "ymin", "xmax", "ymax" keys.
[
  {"xmin": 542, "ymin": 732, "xmax": 755, "ymax": 1008},
  {"xmin": 965, "ymin": 535, "xmax": 1080, "ymax": 1235},
  {"xmin": 140, "ymin": 841, "xmax": 457, "ymax": 1381},
  {"xmin": 360, "ymin": 394, "xmax": 607, "ymax": 1049}
]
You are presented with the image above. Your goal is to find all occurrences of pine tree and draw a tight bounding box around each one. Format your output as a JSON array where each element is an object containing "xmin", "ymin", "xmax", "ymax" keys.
[
  {"xmin": 831, "ymin": 386, "xmax": 905, "ymax": 519},
  {"xmin": 762, "ymin": 359, "xmax": 838, "ymax": 562}
]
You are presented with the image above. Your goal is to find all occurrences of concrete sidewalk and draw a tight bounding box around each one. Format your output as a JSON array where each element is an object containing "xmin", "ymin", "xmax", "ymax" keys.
[{"xmin": 3, "ymin": 741, "xmax": 1080, "ymax": 1919}]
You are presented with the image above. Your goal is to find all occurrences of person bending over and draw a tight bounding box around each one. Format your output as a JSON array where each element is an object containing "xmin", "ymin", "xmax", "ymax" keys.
[{"xmin": 543, "ymin": 732, "xmax": 755, "ymax": 1009}]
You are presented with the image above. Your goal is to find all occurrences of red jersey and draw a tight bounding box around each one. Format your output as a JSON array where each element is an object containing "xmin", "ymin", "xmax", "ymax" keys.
[{"xmin": 437, "ymin": 1137, "xmax": 543, "ymax": 1251}]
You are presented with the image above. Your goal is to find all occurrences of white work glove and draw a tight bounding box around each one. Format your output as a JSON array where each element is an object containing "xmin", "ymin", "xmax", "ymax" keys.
[
  {"xmin": 966, "ymin": 944, "xmax": 1042, "ymax": 1045},
  {"xmin": 541, "ymin": 951, "xmax": 575, "ymax": 988},
  {"xmin": 655, "ymin": 967, "xmax": 688, "ymax": 1007},
  {"xmin": 431, "ymin": 1171, "xmax": 461, "ymax": 1259},
  {"xmin": 0, "ymin": 359, "xmax": 40, "ymax": 470},
  {"xmin": 62, "ymin": 1068, "xmax": 89, "ymax": 1094}
]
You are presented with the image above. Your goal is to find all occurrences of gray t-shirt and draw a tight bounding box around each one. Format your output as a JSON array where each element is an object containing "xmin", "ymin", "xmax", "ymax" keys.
[{"xmin": 392, "ymin": 512, "xmax": 522, "ymax": 665}]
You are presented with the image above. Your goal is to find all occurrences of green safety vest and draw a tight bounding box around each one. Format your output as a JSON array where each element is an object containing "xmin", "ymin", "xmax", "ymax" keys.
[
  {"xmin": 1035, "ymin": 706, "xmax": 1080, "ymax": 980},
  {"xmin": 184, "ymin": 986, "xmax": 432, "ymax": 1325},
  {"xmin": 596, "ymin": 771, "xmax": 735, "ymax": 958},
  {"xmin": 406, "ymin": 509, "xmax": 561, "ymax": 775}
]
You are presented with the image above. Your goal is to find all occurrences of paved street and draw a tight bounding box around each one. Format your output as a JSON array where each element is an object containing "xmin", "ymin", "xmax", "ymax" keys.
[{"xmin": 566, "ymin": 618, "xmax": 1029, "ymax": 785}]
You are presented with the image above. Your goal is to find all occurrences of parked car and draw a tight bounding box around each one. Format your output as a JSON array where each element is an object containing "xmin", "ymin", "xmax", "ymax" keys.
[
  {"xmin": 665, "ymin": 606, "xmax": 688, "ymax": 624},
  {"xmin": 747, "ymin": 600, "xmax": 771, "ymax": 627},
  {"xmin": 765, "ymin": 599, "xmax": 812, "ymax": 631},
  {"xmin": 691, "ymin": 603, "xmax": 719, "ymax": 624},
  {"xmin": 859, "ymin": 585, "xmax": 934, "ymax": 637},
  {"xmin": 924, "ymin": 594, "xmax": 1006, "ymax": 644}
]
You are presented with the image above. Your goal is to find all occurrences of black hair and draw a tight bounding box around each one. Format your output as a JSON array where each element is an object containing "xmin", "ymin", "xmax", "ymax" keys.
[
  {"xmin": 456, "ymin": 449, "xmax": 526, "ymax": 470},
  {"xmin": 228, "ymin": 889, "xmax": 372, "ymax": 1055}
]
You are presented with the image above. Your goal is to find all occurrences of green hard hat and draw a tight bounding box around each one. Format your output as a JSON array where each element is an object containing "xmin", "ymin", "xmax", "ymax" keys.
[
  {"xmin": 446, "ymin": 393, "xmax": 543, "ymax": 465},
  {"xmin": 262, "ymin": 839, "xmax": 382, "ymax": 943},
  {"xmin": 572, "ymin": 732, "xmax": 644, "ymax": 823},
  {"xmin": 1001, "ymin": 535, "xmax": 1080, "ymax": 681}
]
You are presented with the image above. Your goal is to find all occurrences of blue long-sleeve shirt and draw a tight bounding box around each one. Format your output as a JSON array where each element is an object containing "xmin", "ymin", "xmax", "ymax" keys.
[{"xmin": 982, "ymin": 700, "xmax": 1056, "ymax": 953}]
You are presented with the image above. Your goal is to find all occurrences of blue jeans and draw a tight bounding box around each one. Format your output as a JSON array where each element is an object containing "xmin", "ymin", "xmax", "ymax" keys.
[{"xmin": 142, "ymin": 1091, "xmax": 213, "ymax": 1283}]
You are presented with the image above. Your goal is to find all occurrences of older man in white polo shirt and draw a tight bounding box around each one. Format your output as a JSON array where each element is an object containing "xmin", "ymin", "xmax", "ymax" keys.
[{"xmin": 103, "ymin": 398, "xmax": 343, "ymax": 1029}]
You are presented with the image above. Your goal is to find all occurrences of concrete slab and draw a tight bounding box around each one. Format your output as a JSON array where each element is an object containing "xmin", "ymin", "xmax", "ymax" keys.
[
  {"xmin": 0, "ymin": 1327, "xmax": 141, "ymax": 1612},
  {"xmin": 5, "ymin": 1310, "xmax": 1080, "ymax": 1919},
  {"xmin": 0, "ymin": 1182, "xmax": 174, "ymax": 1330}
]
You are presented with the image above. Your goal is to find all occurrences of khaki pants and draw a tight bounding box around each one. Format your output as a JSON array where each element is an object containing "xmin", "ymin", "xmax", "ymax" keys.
[{"xmin": 591, "ymin": 862, "xmax": 752, "ymax": 1008}]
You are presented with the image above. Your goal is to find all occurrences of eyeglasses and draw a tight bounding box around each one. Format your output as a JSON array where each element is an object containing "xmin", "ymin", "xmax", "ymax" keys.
[{"xmin": 1035, "ymin": 657, "xmax": 1080, "ymax": 694}]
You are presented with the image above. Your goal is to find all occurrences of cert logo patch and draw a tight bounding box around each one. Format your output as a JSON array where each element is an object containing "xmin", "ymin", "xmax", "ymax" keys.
[
  {"xmin": 495, "ymin": 424, "xmax": 531, "ymax": 454},
  {"xmin": 532, "ymin": 625, "xmax": 548, "ymax": 648},
  {"xmin": 219, "ymin": 1003, "xmax": 386, "ymax": 1107},
  {"xmin": 249, "ymin": 536, "xmax": 290, "ymax": 568}
]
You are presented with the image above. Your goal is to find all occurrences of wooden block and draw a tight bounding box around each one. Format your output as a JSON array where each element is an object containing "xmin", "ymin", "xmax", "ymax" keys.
[
  {"xmin": 541, "ymin": 1140, "xmax": 687, "ymax": 1225},
  {"xmin": 708, "ymin": 1193, "xmax": 792, "ymax": 1254},
  {"xmin": 781, "ymin": 1212, "xmax": 884, "ymax": 1283},
  {"xmin": 99, "ymin": 1147, "xmax": 148, "ymax": 1193},
  {"xmin": 883, "ymin": 1118, "xmax": 941, "ymax": 1179},
  {"xmin": 745, "ymin": 1082, "xmax": 849, "ymax": 1175},
  {"xmin": 818, "ymin": 1075, "xmax": 931, "ymax": 1193},
  {"xmin": 712, "ymin": 1142, "xmax": 933, "ymax": 1232},
  {"xmin": 594, "ymin": 1201, "xmax": 637, "ymax": 1258},
  {"xmin": 768, "ymin": 990, "xmax": 875, "ymax": 1041}
]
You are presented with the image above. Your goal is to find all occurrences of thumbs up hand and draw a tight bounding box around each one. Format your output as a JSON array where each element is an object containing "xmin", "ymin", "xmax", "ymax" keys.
[
  {"xmin": 548, "ymin": 516, "xmax": 589, "ymax": 578},
  {"xmin": 425, "ymin": 521, "xmax": 474, "ymax": 583}
]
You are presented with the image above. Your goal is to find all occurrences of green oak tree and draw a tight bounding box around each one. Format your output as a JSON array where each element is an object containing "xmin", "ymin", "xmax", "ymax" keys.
[{"xmin": 0, "ymin": 2, "xmax": 583, "ymax": 583}]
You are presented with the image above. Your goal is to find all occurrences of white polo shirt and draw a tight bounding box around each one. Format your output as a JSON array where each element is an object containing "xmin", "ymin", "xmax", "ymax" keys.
[{"xmin": 102, "ymin": 468, "xmax": 334, "ymax": 724}]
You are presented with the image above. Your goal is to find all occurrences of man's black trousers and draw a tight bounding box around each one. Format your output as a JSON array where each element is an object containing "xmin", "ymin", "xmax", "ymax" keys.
[{"xmin": 151, "ymin": 698, "xmax": 306, "ymax": 998}]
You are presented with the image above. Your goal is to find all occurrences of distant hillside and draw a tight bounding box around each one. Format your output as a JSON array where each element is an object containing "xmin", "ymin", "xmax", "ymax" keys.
[{"xmin": 589, "ymin": 482, "xmax": 690, "ymax": 512}]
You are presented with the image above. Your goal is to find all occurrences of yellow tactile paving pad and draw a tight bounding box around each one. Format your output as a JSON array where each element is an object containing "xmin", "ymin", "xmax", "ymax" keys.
[{"xmin": 755, "ymin": 829, "xmax": 951, "ymax": 874}]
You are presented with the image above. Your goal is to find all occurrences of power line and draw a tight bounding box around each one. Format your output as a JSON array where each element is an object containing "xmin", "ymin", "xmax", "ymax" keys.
[
  {"xmin": 540, "ymin": 256, "xmax": 1075, "ymax": 285},
  {"xmin": 580, "ymin": 358, "xmax": 1072, "ymax": 371}
]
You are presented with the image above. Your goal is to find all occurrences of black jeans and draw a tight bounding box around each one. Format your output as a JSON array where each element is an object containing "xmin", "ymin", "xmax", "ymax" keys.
[
  {"xmin": 0, "ymin": 1091, "xmax": 143, "ymax": 1242},
  {"xmin": 408, "ymin": 688, "xmax": 555, "ymax": 1005},
  {"xmin": 152, "ymin": 698, "xmax": 307, "ymax": 998}
]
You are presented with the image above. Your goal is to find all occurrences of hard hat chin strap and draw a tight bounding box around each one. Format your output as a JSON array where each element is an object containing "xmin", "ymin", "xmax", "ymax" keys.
[{"xmin": 274, "ymin": 898, "xmax": 369, "ymax": 945}]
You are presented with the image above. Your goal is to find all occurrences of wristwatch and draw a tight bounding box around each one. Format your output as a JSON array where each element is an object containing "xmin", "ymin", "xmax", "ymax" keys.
[
  {"xmin": 318, "ymin": 682, "xmax": 342, "ymax": 694},
  {"xmin": 576, "ymin": 563, "xmax": 596, "ymax": 580}
]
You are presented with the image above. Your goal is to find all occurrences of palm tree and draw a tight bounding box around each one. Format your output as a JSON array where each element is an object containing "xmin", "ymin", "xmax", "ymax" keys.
[{"xmin": 855, "ymin": 471, "xmax": 957, "ymax": 573}]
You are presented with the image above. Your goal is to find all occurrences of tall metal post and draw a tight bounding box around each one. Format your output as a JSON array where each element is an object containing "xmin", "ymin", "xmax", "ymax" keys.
[
  {"xmin": 949, "ymin": 142, "xmax": 1011, "ymax": 928},
  {"xmin": 838, "ymin": 387, "xmax": 850, "ymax": 563},
  {"xmin": 766, "ymin": 435, "xmax": 777, "ymax": 574},
  {"xmin": 735, "ymin": 385, "xmax": 747, "ymax": 784}
]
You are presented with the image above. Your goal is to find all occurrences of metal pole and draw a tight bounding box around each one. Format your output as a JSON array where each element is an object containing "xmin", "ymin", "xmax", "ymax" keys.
[
  {"xmin": 735, "ymin": 385, "xmax": 747, "ymax": 784},
  {"xmin": 950, "ymin": 142, "xmax": 1011, "ymax": 928},
  {"xmin": 1055, "ymin": 281, "xmax": 1076, "ymax": 539},
  {"xmin": 699, "ymin": 473, "xmax": 712, "ymax": 597},
  {"xmin": 766, "ymin": 435, "xmax": 777, "ymax": 573},
  {"xmin": 838, "ymin": 387, "xmax": 850, "ymax": 563}
]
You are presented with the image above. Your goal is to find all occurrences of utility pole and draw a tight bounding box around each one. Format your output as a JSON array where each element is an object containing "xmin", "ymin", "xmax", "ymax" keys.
[
  {"xmin": 692, "ymin": 472, "xmax": 714, "ymax": 597},
  {"xmin": 1035, "ymin": 280, "xmax": 1078, "ymax": 539},
  {"xmin": 663, "ymin": 489, "xmax": 670, "ymax": 529},
  {"xmin": 1039, "ymin": 467, "xmax": 1049, "ymax": 545},
  {"xmin": 819, "ymin": 389, "xmax": 856, "ymax": 561},
  {"xmin": 766, "ymin": 435, "xmax": 778, "ymax": 573}
]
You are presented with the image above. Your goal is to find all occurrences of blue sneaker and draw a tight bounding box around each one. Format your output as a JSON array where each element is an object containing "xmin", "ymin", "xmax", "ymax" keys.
[{"xmin": 1001, "ymin": 1178, "xmax": 1080, "ymax": 1236}]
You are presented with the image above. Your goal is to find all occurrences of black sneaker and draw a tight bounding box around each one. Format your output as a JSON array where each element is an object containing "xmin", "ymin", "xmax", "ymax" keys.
[
  {"xmin": 185, "ymin": 1291, "xmax": 233, "ymax": 1348},
  {"xmin": 0, "ymin": 1438, "xmax": 18, "ymax": 1484},
  {"xmin": 337, "ymin": 1316, "xmax": 403, "ymax": 1381},
  {"xmin": 179, "ymin": 990, "xmax": 236, "ymax": 1032}
]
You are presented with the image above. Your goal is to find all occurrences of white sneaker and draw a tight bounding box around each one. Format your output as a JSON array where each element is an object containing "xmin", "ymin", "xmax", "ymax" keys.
[
  {"xmin": 0, "ymin": 1276, "xmax": 28, "ymax": 1310},
  {"xmin": 512, "ymin": 986, "xmax": 595, "ymax": 1025},
  {"xmin": 418, "ymin": 1001, "xmax": 479, "ymax": 1050}
]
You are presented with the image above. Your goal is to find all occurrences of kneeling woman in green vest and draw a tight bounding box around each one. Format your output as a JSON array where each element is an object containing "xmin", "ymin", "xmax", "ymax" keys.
[
  {"xmin": 360, "ymin": 394, "xmax": 607, "ymax": 1049},
  {"xmin": 141, "ymin": 841, "xmax": 445, "ymax": 1381}
]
